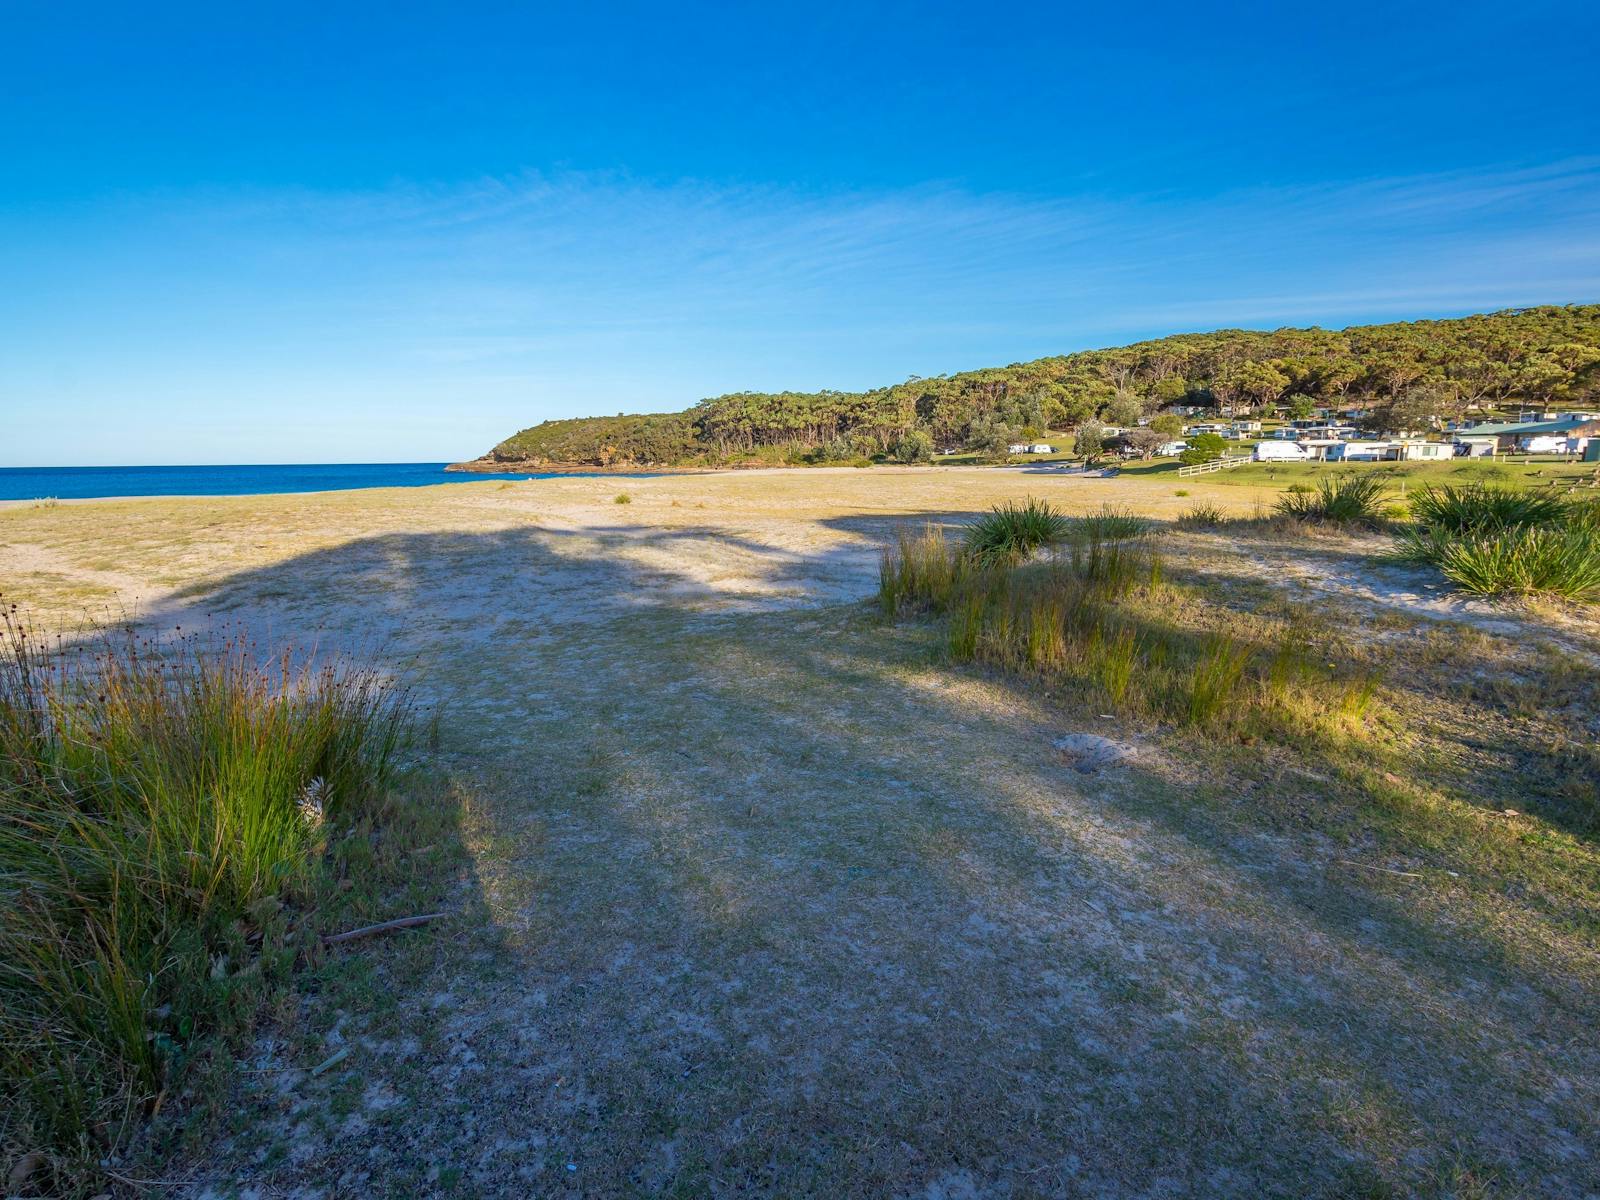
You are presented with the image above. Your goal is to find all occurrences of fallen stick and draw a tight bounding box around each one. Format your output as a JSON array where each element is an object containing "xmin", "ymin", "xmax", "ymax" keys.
[
  {"xmin": 324, "ymin": 912, "xmax": 448, "ymax": 945},
  {"xmin": 1336, "ymin": 860, "xmax": 1424, "ymax": 879},
  {"xmin": 310, "ymin": 1047, "xmax": 350, "ymax": 1077}
]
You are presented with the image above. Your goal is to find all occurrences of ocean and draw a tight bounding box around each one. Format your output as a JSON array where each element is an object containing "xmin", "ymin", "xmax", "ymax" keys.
[{"xmin": 0, "ymin": 463, "xmax": 599, "ymax": 502}]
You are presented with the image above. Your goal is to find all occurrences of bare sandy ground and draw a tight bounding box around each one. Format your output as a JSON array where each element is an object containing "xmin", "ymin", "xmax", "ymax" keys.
[{"xmin": 4, "ymin": 467, "xmax": 1598, "ymax": 1198}]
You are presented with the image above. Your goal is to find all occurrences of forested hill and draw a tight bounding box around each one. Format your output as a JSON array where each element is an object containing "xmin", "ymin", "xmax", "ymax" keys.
[{"xmin": 475, "ymin": 305, "xmax": 1600, "ymax": 467}]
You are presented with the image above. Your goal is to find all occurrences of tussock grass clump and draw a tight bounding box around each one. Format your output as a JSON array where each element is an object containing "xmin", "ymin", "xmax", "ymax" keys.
[
  {"xmin": 1075, "ymin": 504, "xmax": 1152, "ymax": 541},
  {"xmin": 1395, "ymin": 484, "xmax": 1600, "ymax": 601},
  {"xmin": 963, "ymin": 498, "xmax": 1071, "ymax": 565},
  {"xmin": 1273, "ymin": 472, "xmax": 1391, "ymax": 525},
  {"xmin": 878, "ymin": 528, "xmax": 1380, "ymax": 738},
  {"xmin": 0, "ymin": 607, "xmax": 411, "ymax": 1176},
  {"xmin": 1187, "ymin": 635, "xmax": 1253, "ymax": 725},
  {"xmin": 1396, "ymin": 525, "xmax": 1600, "ymax": 600},
  {"xmin": 613, "ymin": 492, "xmax": 632, "ymax": 504},
  {"xmin": 1176, "ymin": 502, "xmax": 1229, "ymax": 529},
  {"xmin": 879, "ymin": 525, "xmax": 978, "ymax": 616},
  {"xmin": 1408, "ymin": 483, "xmax": 1569, "ymax": 534}
]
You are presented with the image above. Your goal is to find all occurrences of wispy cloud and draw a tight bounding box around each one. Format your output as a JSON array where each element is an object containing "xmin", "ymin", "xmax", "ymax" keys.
[{"xmin": 2, "ymin": 160, "xmax": 1597, "ymax": 462}]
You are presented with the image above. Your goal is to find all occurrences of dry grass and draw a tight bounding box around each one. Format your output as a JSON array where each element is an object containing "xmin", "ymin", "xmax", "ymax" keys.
[{"xmin": 2, "ymin": 468, "xmax": 1599, "ymax": 1197}]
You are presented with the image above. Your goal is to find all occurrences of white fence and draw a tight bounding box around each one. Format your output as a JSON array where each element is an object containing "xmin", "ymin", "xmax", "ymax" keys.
[{"xmin": 1176, "ymin": 453, "xmax": 1253, "ymax": 477}]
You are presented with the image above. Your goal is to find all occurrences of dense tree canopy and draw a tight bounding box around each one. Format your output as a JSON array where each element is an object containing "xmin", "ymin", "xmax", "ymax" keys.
[{"xmin": 484, "ymin": 305, "xmax": 1600, "ymax": 466}]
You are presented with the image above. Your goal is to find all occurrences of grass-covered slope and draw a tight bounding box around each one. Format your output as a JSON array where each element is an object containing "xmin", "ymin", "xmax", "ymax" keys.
[{"xmin": 476, "ymin": 304, "xmax": 1600, "ymax": 467}]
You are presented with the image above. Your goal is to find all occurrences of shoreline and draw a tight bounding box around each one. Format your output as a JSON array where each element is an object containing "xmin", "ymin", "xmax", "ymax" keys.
[{"xmin": 0, "ymin": 462, "xmax": 1110, "ymax": 508}]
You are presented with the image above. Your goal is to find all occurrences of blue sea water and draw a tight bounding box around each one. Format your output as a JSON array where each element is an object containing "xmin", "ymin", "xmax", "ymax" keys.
[{"xmin": 0, "ymin": 463, "xmax": 600, "ymax": 502}]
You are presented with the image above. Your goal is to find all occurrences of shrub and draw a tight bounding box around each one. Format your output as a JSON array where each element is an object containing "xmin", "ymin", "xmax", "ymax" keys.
[
  {"xmin": 1273, "ymin": 472, "xmax": 1390, "ymax": 525},
  {"xmin": 891, "ymin": 429, "xmax": 934, "ymax": 464},
  {"xmin": 614, "ymin": 492, "xmax": 632, "ymax": 504},
  {"xmin": 963, "ymin": 499, "xmax": 1071, "ymax": 565},
  {"xmin": 1178, "ymin": 433, "xmax": 1230, "ymax": 467},
  {"xmin": 1408, "ymin": 483, "xmax": 1569, "ymax": 534},
  {"xmin": 1173, "ymin": 489, "xmax": 1189, "ymax": 497},
  {"xmin": 0, "ymin": 611, "xmax": 410, "ymax": 1173}
]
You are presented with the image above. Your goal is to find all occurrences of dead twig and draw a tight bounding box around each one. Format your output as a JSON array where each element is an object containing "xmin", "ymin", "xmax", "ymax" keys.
[
  {"xmin": 324, "ymin": 911, "xmax": 448, "ymax": 945},
  {"xmin": 1336, "ymin": 859, "xmax": 1424, "ymax": 879}
]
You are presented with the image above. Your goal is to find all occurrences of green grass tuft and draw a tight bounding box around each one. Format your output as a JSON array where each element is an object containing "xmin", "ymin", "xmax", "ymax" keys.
[
  {"xmin": 1407, "ymin": 483, "xmax": 1570, "ymax": 533},
  {"xmin": 963, "ymin": 498, "xmax": 1071, "ymax": 565},
  {"xmin": 0, "ymin": 608, "xmax": 412, "ymax": 1180},
  {"xmin": 1399, "ymin": 524, "xmax": 1600, "ymax": 600},
  {"xmin": 1074, "ymin": 504, "xmax": 1152, "ymax": 541},
  {"xmin": 1273, "ymin": 472, "xmax": 1391, "ymax": 525}
]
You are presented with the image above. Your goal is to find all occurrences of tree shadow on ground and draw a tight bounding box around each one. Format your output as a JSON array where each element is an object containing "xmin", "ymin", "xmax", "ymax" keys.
[{"xmin": 113, "ymin": 520, "xmax": 1600, "ymax": 1198}]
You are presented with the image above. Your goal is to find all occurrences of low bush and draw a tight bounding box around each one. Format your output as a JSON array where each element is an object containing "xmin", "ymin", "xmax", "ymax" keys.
[
  {"xmin": 963, "ymin": 498, "xmax": 1071, "ymax": 565},
  {"xmin": 1273, "ymin": 472, "xmax": 1391, "ymax": 525},
  {"xmin": 0, "ymin": 609, "xmax": 412, "ymax": 1180},
  {"xmin": 613, "ymin": 492, "xmax": 632, "ymax": 504}
]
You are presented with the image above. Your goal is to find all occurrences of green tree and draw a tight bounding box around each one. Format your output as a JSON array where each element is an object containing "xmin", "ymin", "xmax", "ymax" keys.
[
  {"xmin": 892, "ymin": 429, "xmax": 934, "ymax": 463},
  {"xmin": 1076, "ymin": 421, "xmax": 1107, "ymax": 462},
  {"xmin": 1178, "ymin": 432, "xmax": 1228, "ymax": 465},
  {"xmin": 1149, "ymin": 412, "xmax": 1184, "ymax": 438},
  {"xmin": 1103, "ymin": 393, "xmax": 1144, "ymax": 427}
]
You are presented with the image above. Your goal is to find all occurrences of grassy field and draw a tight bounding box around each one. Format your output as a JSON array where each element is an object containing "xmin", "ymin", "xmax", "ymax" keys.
[
  {"xmin": 1118, "ymin": 454, "xmax": 1600, "ymax": 491},
  {"xmin": 2, "ymin": 466, "xmax": 1598, "ymax": 1197}
]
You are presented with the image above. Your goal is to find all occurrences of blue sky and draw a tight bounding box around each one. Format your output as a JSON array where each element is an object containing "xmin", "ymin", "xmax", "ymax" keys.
[{"xmin": 4, "ymin": 2, "xmax": 1598, "ymax": 466}]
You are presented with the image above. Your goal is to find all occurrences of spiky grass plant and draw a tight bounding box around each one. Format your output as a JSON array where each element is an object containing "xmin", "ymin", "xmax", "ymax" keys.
[
  {"xmin": 1412, "ymin": 525, "xmax": 1600, "ymax": 600},
  {"xmin": 1175, "ymin": 502, "xmax": 1228, "ymax": 529},
  {"xmin": 1408, "ymin": 483, "xmax": 1569, "ymax": 534},
  {"xmin": 0, "ymin": 606, "xmax": 410, "ymax": 1175},
  {"xmin": 1075, "ymin": 504, "xmax": 1152, "ymax": 542},
  {"xmin": 962, "ymin": 498, "xmax": 1071, "ymax": 565},
  {"xmin": 1273, "ymin": 471, "xmax": 1391, "ymax": 525}
]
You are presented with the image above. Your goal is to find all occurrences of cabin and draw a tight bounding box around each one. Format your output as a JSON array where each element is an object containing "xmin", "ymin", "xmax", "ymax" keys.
[
  {"xmin": 1388, "ymin": 440, "xmax": 1454, "ymax": 462},
  {"xmin": 1295, "ymin": 439, "xmax": 1344, "ymax": 461},
  {"xmin": 1452, "ymin": 417, "xmax": 1600, "ymax": 455}
]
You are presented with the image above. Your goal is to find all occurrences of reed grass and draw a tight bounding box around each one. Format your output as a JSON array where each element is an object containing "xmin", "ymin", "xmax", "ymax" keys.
[
  {"xmin": 1074, "ymin": 504, "xmax": 1152, "ymax": 541},
  {"xmin": 1175, "ymin": 502, "xmax": 1228, "ymax": 529},
  {"xmin": 877, "ymin": 527, "xmax": 1381, "ymax": 738},
  {"xmin": 0, "ymin": 605, "xmax": 411, "ymax": 1179}
]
